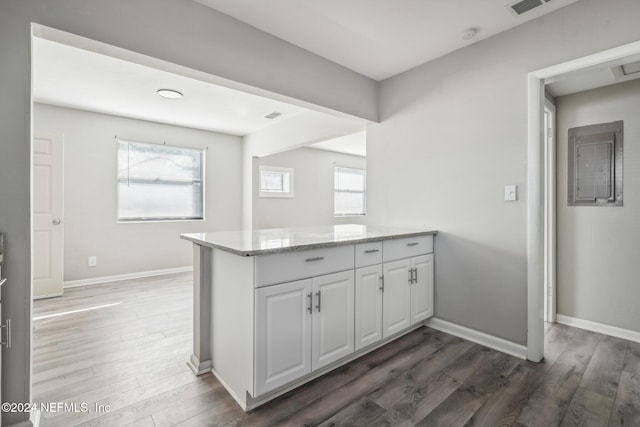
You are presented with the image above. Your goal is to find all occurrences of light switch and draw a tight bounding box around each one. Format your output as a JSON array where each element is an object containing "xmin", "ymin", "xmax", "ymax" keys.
[{"xmin": 505, "ymin": 185, "xmax": 517, "ymax": 201}]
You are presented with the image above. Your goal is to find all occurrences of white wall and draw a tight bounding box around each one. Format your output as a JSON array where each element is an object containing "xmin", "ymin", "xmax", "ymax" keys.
[
  {"xmin": 254, "ymin": 147, "xmax": 366, "ymax": 229},
  {"xmin": 34, "ymin": 103, "xmax": 242, "ymax": 282},
  {"xmin": 368, "ymin": 0, "xmax": 640, "ymax": 346},
  {"xmin": 556, "ymin": 79, "xmax": 640, "ymax": 333},
  {"xmin": 0, "ymin": 2, "xmax": 375, "ymax": 420}
]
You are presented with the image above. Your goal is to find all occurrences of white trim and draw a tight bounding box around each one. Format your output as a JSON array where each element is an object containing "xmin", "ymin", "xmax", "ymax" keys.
[
  {"xmin": 526, "ymin": 73, "xmax": 545, "ymax": 363},
  {"xmin": 556, "ymin": 314, "xmax": 640, "ymax": 344},
  {"xmin": 425, "ymin": 318, "xmax": 527, "ymax": 360},
  {"xmin": 63, "ymin": 266, "xmax": 193, "ymax": 288},
  {"xmin": 543, "ymin": 99, "xmax": 557, "ymax": 324}
]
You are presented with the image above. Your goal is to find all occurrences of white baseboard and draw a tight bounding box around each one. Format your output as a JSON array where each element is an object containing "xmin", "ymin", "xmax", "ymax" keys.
[
  {"xmin": 556, "ymin": 314, "xmax": 640, "ymax": 344},
  {"xmin": 425, "ymin": 317, "xmax": 528, "ymax": 360},
  {"xmin": 64, "ymin": 266, "xmax": 193, "ymax": 288}
]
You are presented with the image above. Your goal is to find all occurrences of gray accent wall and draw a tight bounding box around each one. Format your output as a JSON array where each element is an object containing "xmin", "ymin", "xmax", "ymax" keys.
[
  {"xmin": 34, "ymin": 103, "xmax": 243, "ymax": 282},
  {"xmin": 254, "ymin": 147, "xmax": 366, "ymax": 229},
  {"xmin": 367, "ymin": 0, "xmax": 640, "ymax": 345},
  {"xmin": 556, "ymin": 79, "xmax": 640, "ymax": 333}
]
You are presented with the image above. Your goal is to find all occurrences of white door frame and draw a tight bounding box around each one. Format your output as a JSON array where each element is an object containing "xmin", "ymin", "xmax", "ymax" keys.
[
  {"xmin": 543, "ymin": 100, "xmax": 556, "ymax": 324},
  {"xmin": 527, "ymin": 39, "xmax": 640, "ymax": 362}
]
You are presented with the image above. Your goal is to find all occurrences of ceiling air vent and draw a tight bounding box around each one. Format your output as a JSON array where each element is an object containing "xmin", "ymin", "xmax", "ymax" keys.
[
  {"xmin": 264, "ymin": 112, "xmax": 282, "ymax": 120},
  {"xmin": 621, "ymin": 60, "xmax": 640, "ymax": 76},
  {"xmin": 508, "ymin": 0, "xmax": 549, "ymax": 16}
]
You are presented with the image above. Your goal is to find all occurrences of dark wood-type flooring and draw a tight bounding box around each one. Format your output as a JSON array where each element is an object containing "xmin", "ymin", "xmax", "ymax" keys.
[{"xmin": 32, "ymin": 273, "xmax": 640, "ymax": 426}]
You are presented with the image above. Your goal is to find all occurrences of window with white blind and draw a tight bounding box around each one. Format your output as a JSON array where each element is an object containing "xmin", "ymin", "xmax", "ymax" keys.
[
  {"xmin": 334, "ymin": 167, "xmax": 366, "ymax": 216},
  {"xmin": 259, "ymin": 166, "xmax": 294, "ymax": 198},
  {"xmin": 117, "ymin": 140, "xmax": 204, "ymax": 222}
]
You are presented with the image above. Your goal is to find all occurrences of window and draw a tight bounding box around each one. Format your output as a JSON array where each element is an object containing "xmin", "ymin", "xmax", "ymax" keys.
[
  {"xmin": 117, "ymin": 140, "xmax": 204, "ymax": 221},
  {"xmin": 334, "ymin": 167, "xmax": 366, "ymax": 216},
  {"xmin": 259, "ymin": 166, "xmax": 294, "ymax": 198},
  {"xmin": 567, "ymin": 121, "xmax": 623, "ymax": 207}
]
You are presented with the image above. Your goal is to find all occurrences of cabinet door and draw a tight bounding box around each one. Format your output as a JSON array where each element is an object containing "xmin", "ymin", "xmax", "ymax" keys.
[
  {"xmin": 255, "ymin": 279, "xmax": 312, "ymax": 396},
  {"xmin": 312, "ymin": 271, "xmax": 355, "ymax": 370},
  {"xmin": 382, "ymin": 259, "xmax": 411, "ymax": 338},
  {"xmin": 355, "ymin": 264, "xmax": 383, "ymax": 351},
  {"xmin": 411, "ymin": 254, "xmax": 434, "ymax": 324}
]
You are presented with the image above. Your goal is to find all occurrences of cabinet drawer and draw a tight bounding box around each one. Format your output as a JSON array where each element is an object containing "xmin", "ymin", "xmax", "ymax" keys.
[
  {"xmin": 355, "ymin": 241, "xmax": 383, "ymax": 268},
  {"xmin": 255, "ymin": 245, "xmax": 355, "ymax": 287},
  {"xmin": 383, "ymin": 235, "xmax": 433, "ymax": 262}
]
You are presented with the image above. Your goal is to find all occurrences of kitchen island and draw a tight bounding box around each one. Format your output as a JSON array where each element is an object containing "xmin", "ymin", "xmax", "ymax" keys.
[{"xmin": 181, "ymin": 224, "xmax": 437, "ymax": 410}]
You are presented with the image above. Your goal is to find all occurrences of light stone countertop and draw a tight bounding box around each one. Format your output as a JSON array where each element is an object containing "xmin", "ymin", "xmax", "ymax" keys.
[{"xmin": 181, "ymin": 224, "xmax": 437, "ymax": 256}]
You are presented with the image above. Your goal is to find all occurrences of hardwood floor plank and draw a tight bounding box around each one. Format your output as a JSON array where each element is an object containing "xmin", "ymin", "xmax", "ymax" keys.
[
  {"xmin": 413, "ymin": 350, "xmax": 518, "ymax": 426},
  {"xmin": 578, "ymin": 335, "xmax": 628, "ymax": 399},
  {"xmin": 560, "ymin": 387, "xmax": 614, "ymax": 427},
  {"xmin": 563, "ymin": 329, "xmax": 603, "ymax": 357},
  {"xmin": 270, "ymin": 330, "xmax": 449, "ymax": 426},
  {"xmin": 367, "ymin": 336, "xmax": 471, "ymax": 410},
  {"xmin": 318, "ymin": 397, "xmax": 386, "ymax": 427},
  {"xmin": 463, "ymin": 361, "xmax": 543, "ymax": 426}
]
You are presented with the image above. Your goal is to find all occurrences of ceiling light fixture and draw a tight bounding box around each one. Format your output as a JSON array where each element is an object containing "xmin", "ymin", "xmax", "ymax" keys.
[
  {"xmin": 157, "ymin": 89, "xmax": 183, "ymax": 99},
  {"xmin": 461, "ymin": 28, "xmax": 479, "ymax": 41}
]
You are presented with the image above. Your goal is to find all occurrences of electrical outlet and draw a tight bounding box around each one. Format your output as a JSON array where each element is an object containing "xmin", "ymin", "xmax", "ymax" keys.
[{"xmin": 88, "ymin": 256, "xmax": 97, "ymax": 267}]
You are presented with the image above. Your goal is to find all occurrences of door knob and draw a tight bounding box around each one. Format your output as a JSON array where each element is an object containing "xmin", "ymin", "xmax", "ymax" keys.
[{"xmin": 52, "ymin": 219, "xmax": 62, "ymax": 225}]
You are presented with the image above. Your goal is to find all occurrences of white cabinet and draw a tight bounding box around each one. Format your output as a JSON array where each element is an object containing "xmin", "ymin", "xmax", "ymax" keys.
[
  {"xmin": 355, "ymin": 264, "xmax": 383, "ymax": 351},
  {"xmin": 382, "ymin": 259, "xmax": 412, "ymax": 338},
  {"xmin": 410, "ymin": 254, "xmax": 434, "ymax": 324},
  {"xmin": 255, "ymin": 279, "xmax": 312, "ymax": 396},
  {"xmin": 382, "ymin": 254, "xmax": 435, "ymax": 339},
  {"xmin": 255, "ymin": 271, "xmax": 354, "ymax": 395},
  {"xmin": 312, "ymin": 271, "xmax": 354, "ymax": 369}
]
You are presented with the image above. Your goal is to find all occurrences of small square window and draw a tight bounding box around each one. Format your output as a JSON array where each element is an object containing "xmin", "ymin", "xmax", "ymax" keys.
[
  {"xmin": 568, "ymin": 121, "xmax": 623, "ymax": 207},
  {"xmin": 259, "ymin": 166, "xmax": 294, "ymax": 198}
]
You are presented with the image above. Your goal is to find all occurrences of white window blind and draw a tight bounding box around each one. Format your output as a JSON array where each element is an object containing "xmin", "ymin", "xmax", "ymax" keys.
[
  {"xmin": 334, "ymin": 167, "xmax": 366, "ymax": 216},
  {"xmin": 117, "ymin": 140, "xmax": 204, "ymax": 221}
]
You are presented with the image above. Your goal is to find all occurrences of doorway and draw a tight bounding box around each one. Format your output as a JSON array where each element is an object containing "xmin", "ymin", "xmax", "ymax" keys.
[{"xmin": 527, "ymin": 39, "xmax": 640, "ymax": 361}]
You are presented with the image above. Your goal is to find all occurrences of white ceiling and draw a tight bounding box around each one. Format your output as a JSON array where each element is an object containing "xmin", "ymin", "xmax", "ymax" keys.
[
  {"xmin": 33, "ymin": 37, "xmax": 309, "ymax": 136},
  {"xmin": 196, "ymin": 0, "xmax": 581, "ymax": 81},
  {"xmin": 309, "ymin": 131, "xmax": 366, "ymax": 157},
  {"xmin": 546, "ymin": 57, "xmax": 640, "ymax": 97}
]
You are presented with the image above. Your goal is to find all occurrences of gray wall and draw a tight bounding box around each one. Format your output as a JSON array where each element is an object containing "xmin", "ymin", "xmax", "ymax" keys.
[
  {"xmin": 0, "ymin": 1, "xmax": 375, "ymax": 422},
  {"xmin": 254, "ymin": 147, "xmax": 366, "ymax": 229},
  {"xmin": 556, "ymin": 79, "xmax": 640, "ymax": 333},
  {"xmin": 367, "ymin": 0, "xmax": 640, "ymax": 345},
  {"xmin": 34, "ymin": 103, "xmax": 243, "ymax": 282}
]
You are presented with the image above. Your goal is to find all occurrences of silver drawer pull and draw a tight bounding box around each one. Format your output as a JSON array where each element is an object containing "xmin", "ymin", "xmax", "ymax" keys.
[
  {"xmin": 315, "ymin": 291, "xmax": 322, "ymax": 312},
  {"xmin": 407, "ymin": 242, "xmax": 419, "ymax": 247},
  {"xmin": 364, "ymin": 249, "xmax": 380, "ymax": 254},
  {"xmin": 306, "ymin": 256, "xmax": 325, "ymax": 262},
  {"xmin": 307, "ymin": 292, "xmax": 313, "ymax": 314}
]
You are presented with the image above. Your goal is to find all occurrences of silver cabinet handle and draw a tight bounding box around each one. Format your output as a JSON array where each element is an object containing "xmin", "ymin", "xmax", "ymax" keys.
[
  {"xmin": 413, "ymin": 268, "xmax": 418, "ymax": 283},
  {"xmin": 315, "ymin": 291, "xmax": 322, "ymax": 312},
  {"xmin": 306, "ymin": 256, "xmax": 325, "ymax": 262},
  {"xmin": 407, "ymin": 242, "xmax": 419, "ymax": 247},
  {"xmin": 1, "ymin": 319, "xmax": 11, "ymax": 349},
  {"xmin": 379, "ymin": 275, "xmax": 384, "ymax": 292},
  {"xmin": 364, "ymin": 249, "xmax": 380, "ymax": 254},
  {"xmin": 408, "ymin": 268, "xmax": 413, "ymax": 284},
  {"xmin": 307, "ymin": 292, "xmax": 313, "ymax": 314},
  {"xmin": 52, "ymin": 218, "xmax": 62, "ymax": 225}
]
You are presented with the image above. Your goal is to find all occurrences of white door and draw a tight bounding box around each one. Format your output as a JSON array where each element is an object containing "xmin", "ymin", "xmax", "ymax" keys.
[
  {"xmin": 382, "ymin": 259, "xmax": 411, "ymax": 338},
  {"xmin": 311, "ymin": 271, "xmax": 354, "ymax": 370},
  {"xmin": 33, "ymin": 135, "xmax": 64, "ymax": 299},
  {"xmin": 355, "ymin": 264, "xmax": 383, "ymax": 351},
  {"xmin": 410, "ymin": 254, "xmax": 434, "ymax": 324},
  {"xmin": 255, "ymin": 279, "xmax": 312, "ymax": 396}
]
